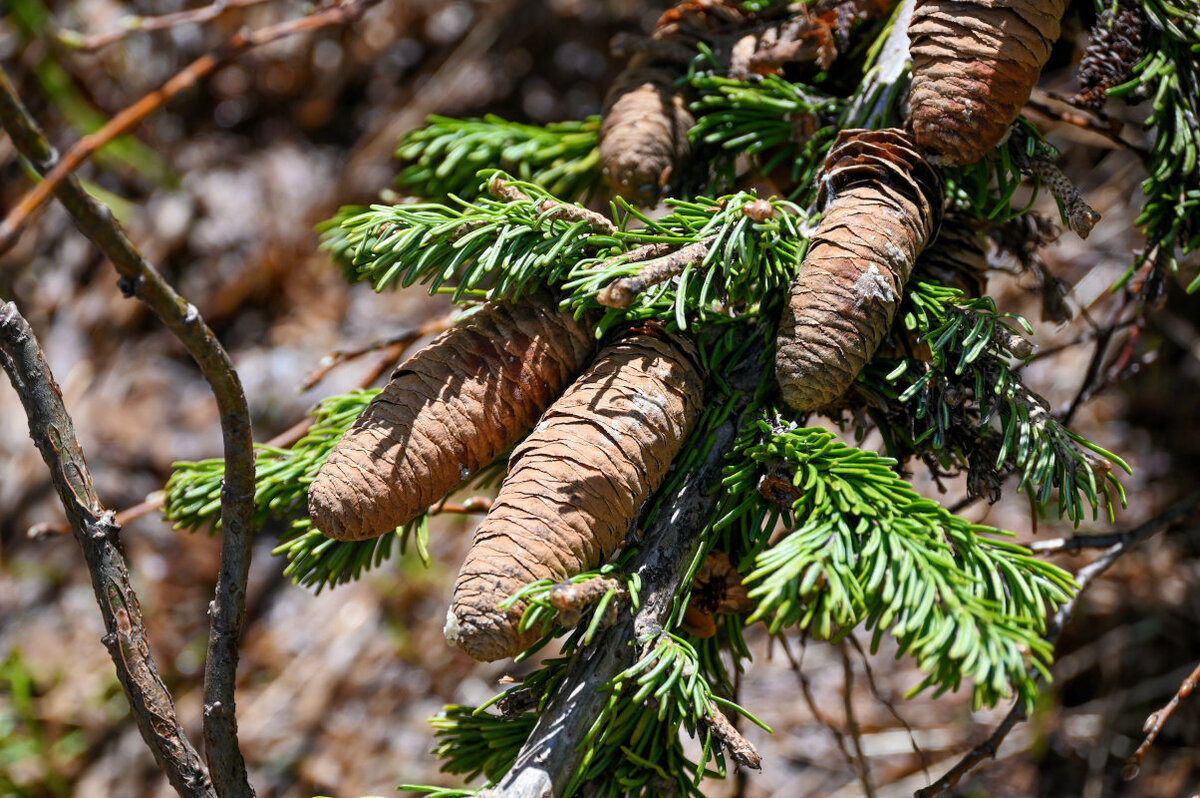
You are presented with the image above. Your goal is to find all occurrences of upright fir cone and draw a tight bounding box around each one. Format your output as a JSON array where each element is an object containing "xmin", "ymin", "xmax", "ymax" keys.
[
  {"xmin": 308, "ymin": 296, "xmax": 595, "ymax": 541},
  {"xmin": 776, "ymin": 128, "xmax": 944, "ymax": 413},
  {"xmin": 908, "ymin": 0, "xmax": 1070, "ymax": 166},
  {"xmin": 600, "ymin": 0, "xmax": 750, "ymax": 203},
  {"xmin": 445, "ymin": 326, "xmax": 704, "ymax": 661},
  {"xmin": 1074, "ymin": 0, "xmax": 1146, "ymax": 111}
]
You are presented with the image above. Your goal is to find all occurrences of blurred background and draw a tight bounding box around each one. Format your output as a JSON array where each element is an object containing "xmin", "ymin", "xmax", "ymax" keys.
[{"xmin": 1, "ymin": 1, "xmax": 1200, "ymax": 795}]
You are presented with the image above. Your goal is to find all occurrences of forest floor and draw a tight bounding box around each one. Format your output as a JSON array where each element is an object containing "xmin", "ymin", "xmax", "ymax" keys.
[{"xmin": 2, "ymin": 1, "xmax": 1200, "ymax": 796}]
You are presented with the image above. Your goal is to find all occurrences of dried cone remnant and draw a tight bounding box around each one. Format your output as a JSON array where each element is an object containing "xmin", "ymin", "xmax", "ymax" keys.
[
  {"xmin": 908, "ymin": 0, "xmax": 1070, "ymax": 166},
  {"xmin": 446, "ymin": 328, "xmax": 705, "ymax": 661},
  {"xmin": 682, "ymin": 551, "xmax": 754, "ymax": 638},
  {"xmin": 308, "ymin": 297, "xmax": 595, "ymax": 541},
  {"xmin": 1074, "ymin": 0, "xmax": 1145, "ymax": 111},
  {"xmin": 914, "ymin": 213, "xmax": 989, "ymax": 297},
  {"xmin": 776, "ymin": 129, "xmax": 944, "ymax": 413}
]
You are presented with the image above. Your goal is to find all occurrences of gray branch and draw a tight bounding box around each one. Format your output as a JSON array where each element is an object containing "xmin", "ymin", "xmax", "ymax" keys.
[
  {"xmin": 484, "ymin": 338, "xmax": 766, "ymax": 798},
  {"xmin": 0, "ymin": 301, "xmax": 215, "ymax": 798},
  {"xmin": 0, "ymin": 66, "xmax": 255, "ymax": 797}
]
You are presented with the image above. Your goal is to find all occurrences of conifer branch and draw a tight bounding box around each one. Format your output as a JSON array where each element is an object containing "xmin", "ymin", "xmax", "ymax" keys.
[
  {"xmin": 476, "ymin": 338, "xmax": 766, "ymax": 798},
  {"xmin": 0, "ymin": 302, "xmax": 215, "ymax": 798},
  {"xmin": 0, "ymin": 66, "xmax": 255, "ymax": 797},
  {"xmin": 725, "ymin": 418, "xmax": 1074, "ymax": 709},
  {"xmin": 396, "ymin": 115, "xmax": 602, "ymax": 202},
  {"xmin": 915, "ymin": 490, "xmax": 1200, "ymax": 797},
  {"xmin": 1105, "ymin": 0, "xmax": 1200, "ymax": 290},
  {"xmin": 864, "ymin": 278, "xmax": 1129, "ymax": 523}
]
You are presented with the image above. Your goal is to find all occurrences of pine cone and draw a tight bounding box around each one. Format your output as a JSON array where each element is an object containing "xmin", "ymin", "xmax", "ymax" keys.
[
  {"xmin": 776, "ymin": 128, "xmax": 944, "ymax": 413},
  {"xmin": 908, "ymin": 0, "xmax": 1070, "ymax": 166},
  {"xmin": 1074, "ymin": 0, "xmax": 1146, "ymax": 111}
]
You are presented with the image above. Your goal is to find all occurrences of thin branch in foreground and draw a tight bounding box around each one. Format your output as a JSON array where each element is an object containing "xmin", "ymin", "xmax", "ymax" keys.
[
  {"xmin": 0, "ymin": 301, "xmax": 215, "ymax": 798},
  {"xmin": 0, "ymin": 66, "xmax": 256, "ymax": 798},
  {"xmin": 57, "ymin": 0, "xmax": 276, "ymax": 51},
  {"xmin": 481, "ymin": 339, "xmax": 765, "ymax": 798},
  {"xmin": 0, "ymin": 0, "xmax": 382, "ymax": 256},
  {"xmin": 597, "ymin": 238, "xmax": 716, "ymax": 309},
  {"xmin": 299, "ymin": 310, "xmax": 458, "ymax": 391},
  {"xmin": 699, "ymin": 699, "xmax": 761, "ymax": 770},
  {"xmin": 487, "ymin": 175, "xmax": 617, "ymax": 235},
  {"xmin": 1123, "ymin": 657, "xmax": 1200, "ymax": 778},
  {"xmin": 778, "ymin": 634, "xmax": 860, "ymax": 780},
  {"xmin": 915, "ymin": 491, "xmax": 1200, "ymax": 798},
  {"xmin": 846, "ymin": 635, "xmax": 931, "ymax": 782},
  {"xmin": 1028, "ymin": 491, "xmax": 1200, "ymax": 555}
]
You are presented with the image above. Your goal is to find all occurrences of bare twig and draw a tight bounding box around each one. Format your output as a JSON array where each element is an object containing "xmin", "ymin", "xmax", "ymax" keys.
[
  {"xmin": 0, "ymin": 301, "xmax": 215, "ymax": 798},
  {"xmin": 778, "ymin": 634, "xmax": 859, "ymax": 775},
  {"xmin": 0, "ymin": 66, "xmax": 256, "ymax": 798},
  {"xmin": 848, "ymin": 635, "xmax": 930, "ymax": 780},
  {"xmin": 841, "ymin": 644, "xmax": 876, "ymax": 798},
  {"xmin": 299, "ymin": 310, "xmax": 459, "ymax": 391},
  {"xmin": 1028, "ymin": 491, "xmax": 1200, "ymax": 555},
  {"xmin": 915, "ymin": 492, "xmax": 1200, "ymax": 798},
  {"xmin": 699, "ymin": 700, "xmax": 761, "ymax": 770},
  {"xmin": 1021, "ymin": 155, "xmax": 1101, "ymax": 239},
  {"xmin": 597, "ymin": 237, "xmax": 716, "ymax": 309},
  {"xmin": 487, "ymin": 175, "xmax": 617, "ymax": 234},
  {"xmin": 1124, "ymin": 658, "xmax": 1200, "ymax": 778},
  {"xmin": 58, "ymin": 0, "xmax": 276, "ymax": 51},
  {"xmin": 0, "ymin": 0, "xmax": 382, "ymax": 256},
  {"xmin": 481, "ymin": 339, "xmax": 765, "ymax": 798}
]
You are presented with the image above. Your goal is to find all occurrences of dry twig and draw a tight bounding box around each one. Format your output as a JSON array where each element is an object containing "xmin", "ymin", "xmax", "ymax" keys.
[
  {"xmin": 0, "ymin": 0, "xmax": 382, "ymax": 256},
  {"xmin": 299, "ymin": 310, "xmax": 458, "ymax": 391},
  {"xmin": 0, "ymin": 66, "xmax": 256, "ymax": 798},
  {"xmin": 0, "ymin": 301, "xmax": 215, "ymax": 798},
  {"xmin": 58, "ymin": 0, "xmax": 276, "ymax": 51},
  {"xmin": 597, "ymin": 237, "xmax": 715, "ymax": 309},
  {"xmin": 1124, "ymin": 658, "xmax": 1200, "ymax": 778},
  {"xmin": 487, "ymin": 175, "xmax": 617, "ymax": 234}
]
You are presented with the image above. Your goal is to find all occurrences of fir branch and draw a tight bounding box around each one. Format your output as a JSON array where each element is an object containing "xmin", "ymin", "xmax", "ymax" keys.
[
  {"xmin": 323, "ymin": 180, "xmax": 808, "ymax": 331},
  {"xmin": 428, "ymin": 707, "xmax": 537, "ymax": 786},
  {"xmin": 1105, "ymin": 0, "xmax": 1200, "ymax": 289},
  {"xmin": 396, "ymin": 115, "xmax": 602, "ymax": 202},
  {"xmin": 872, "ymin": 279, "xmax": 1130, "ymax": 523},
  {"xmin": 319, "ymin": 173, "xmax": 614, "ymax": 302},
  {"xmin": 564, "ymin": 194, "xmax": 808, "ymax": 331},
  {"xmin": 724, "ymin": 417, "xmax": 1076, "ymax": 709},
  {"xmin": 688, "ymin": 72, "xmax": 841, "ymax": 200}
]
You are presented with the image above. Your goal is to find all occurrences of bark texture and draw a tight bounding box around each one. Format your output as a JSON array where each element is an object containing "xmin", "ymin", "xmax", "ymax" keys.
[
  {"xmin": 445, "ymin": 327, "xmax": 705, "ymax": 662},
  {"xmin": 776, "ymin": 128, "xmax": 944, "ymax": 413},
  {"xmin": 308, "ymin": 297, "xmax": 595, "ymax": 541},
  {"xmin": 908, "ymin": 0, "xmax": 1070, "ymax": 166}
]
